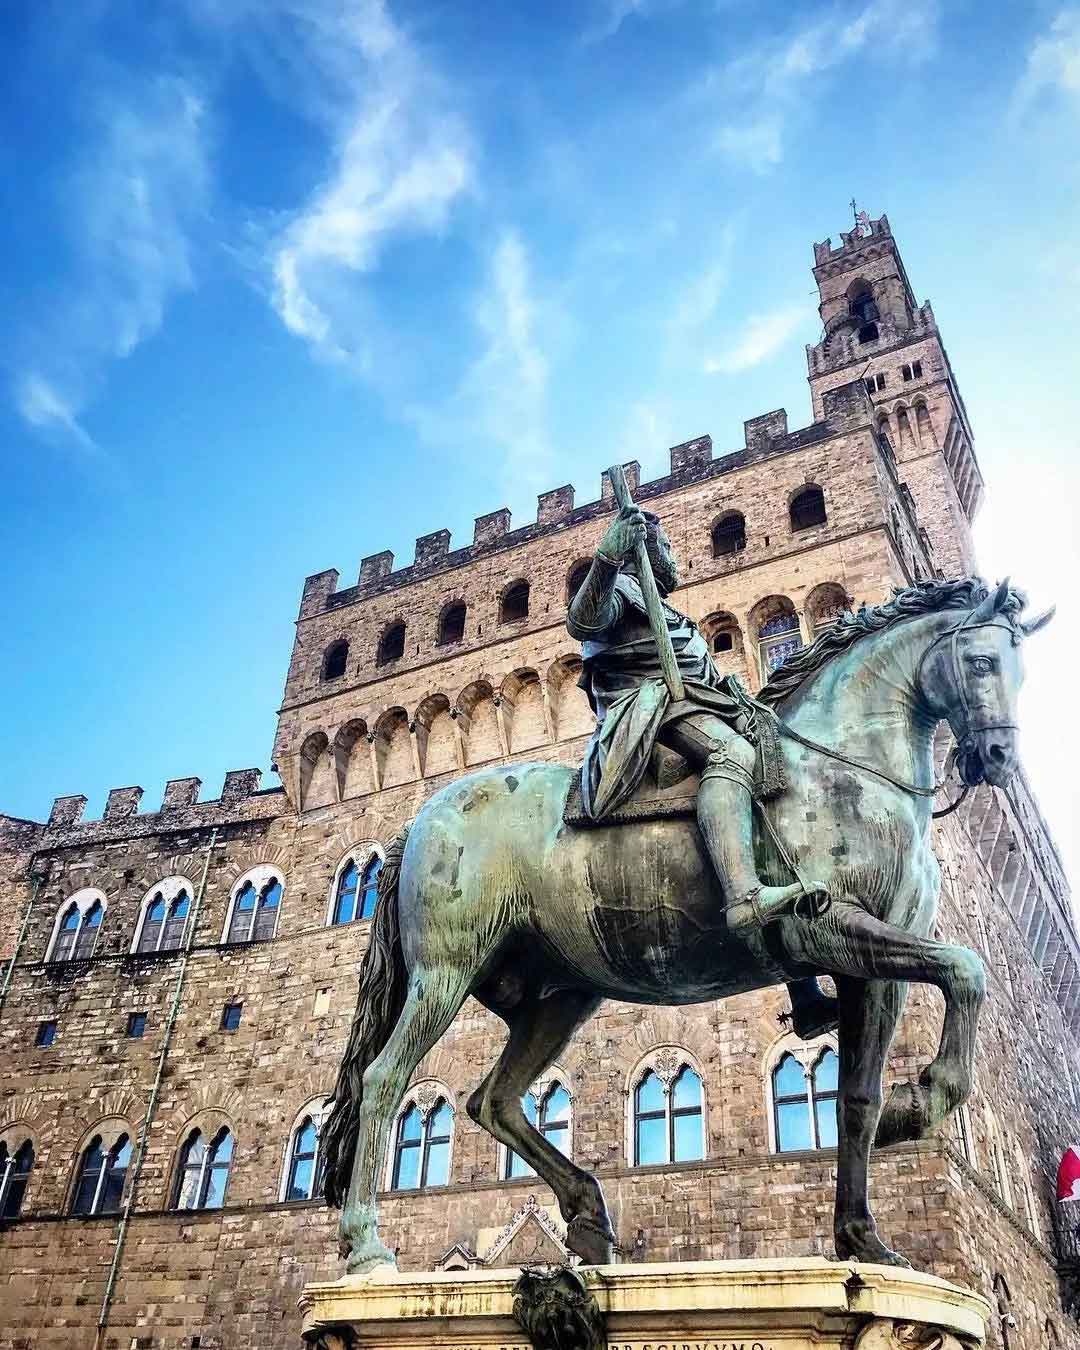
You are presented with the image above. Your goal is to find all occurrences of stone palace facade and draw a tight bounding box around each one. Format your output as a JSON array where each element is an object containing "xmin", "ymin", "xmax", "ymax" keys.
[{"xmin": 1, "ymin": 215, "xmax": 1077, "ymax": 1350}]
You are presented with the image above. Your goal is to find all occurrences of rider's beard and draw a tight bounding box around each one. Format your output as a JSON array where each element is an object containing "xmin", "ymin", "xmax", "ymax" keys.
[{"xmin": 646, "ymin": 533, "xmax": 679, "ymax": 595}]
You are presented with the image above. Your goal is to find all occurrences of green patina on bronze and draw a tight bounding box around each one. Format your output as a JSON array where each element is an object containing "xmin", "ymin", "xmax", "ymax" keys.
[{"xmin": 320, "ymin": 490, "xmax": 1052, "ymax": 1277}]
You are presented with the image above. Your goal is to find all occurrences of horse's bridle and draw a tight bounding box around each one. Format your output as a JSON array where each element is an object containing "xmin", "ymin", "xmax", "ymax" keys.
[{"xmin": 775, "ymin": 606, "xmax": 1021, "ymax": 818}]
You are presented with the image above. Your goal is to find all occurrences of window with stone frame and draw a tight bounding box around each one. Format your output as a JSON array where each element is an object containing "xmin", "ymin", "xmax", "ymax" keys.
[
  {"xmin": 391, "ymin": 1094, "xmax": 453, "ymax": 1191},
  {"xmin": 173, "ymin": 1126, "xmax": 233, "ymax": 1210},
  {"xmin": 567, "ymin": 561, "xmax": 592, "ymax": 603},
  {"xmin": 331, "ymin": 854, "xmax": 382, "ymax": 926},
  {"xmin": 283, "ymin": 1104, "xmax": 329, "ymax": 1202},
  {"xmin": 71, "ymin": 1132, "xmax": 132, "ymax": 1216},
  {"xmin": 771, "ymin": 1047, "xmax": 838, "ymax": 1152},
  {"xmin": 757, "ymin": 610, "xmax": 803, "ymax": 678},
  {"xmin": 225, "ymin": 874, "xmax": 283, "ymax": 944},
  {"xmin": 0, "ymin": 1138, "xmax": 34, "ymax": 1218},
  {"xmin": 632, "ymin": 1058, "xmax": 704, "ymax": 1166},
  {"xmin": 322, "ymin": 639, "xmax": 349, "ymax": 681},
  {"xmin": 711, "ymin": 512, "xmax": 747, "ymax": 557},
  {"xmin": 437, "ymin": 602, "xmax": 467, "ymax": 646},
  {"xmin": 49, "ymin": 891, "xmax": 106, "ymax": 962},
  {"xmin": 135, "ymin": 883, "xmax": 191, "ymax": 954},
  {"xmin": 500, "ymin": 581, "xmax": 530, "ymax": 624},
  {"xmin": 789, "ymin": 486, "xmax": 827, "ymax": 532},
  {"xmin": 377, "ymin": 621, "xmax": 406, "ymax": 666},
  {"xmin": 503, "ymin": 1081, "xmax": 572, "ymax": 1179}
]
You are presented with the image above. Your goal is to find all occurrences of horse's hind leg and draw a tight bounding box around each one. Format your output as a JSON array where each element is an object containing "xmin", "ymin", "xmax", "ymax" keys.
[
  {"xmin": 834, "ymin": 975, "xmax": 908, "ymax": 1266},
  {"xmin": 340, "ymin": 963, "xmax": 471, "ymax": 1273},
  {"xmin": 467, "ymin": 989, "xmax": 613, "ymax": 1264},
  {"xmin": 782, "ymin": 900, "xmax": 985, "ymax": 1145}
]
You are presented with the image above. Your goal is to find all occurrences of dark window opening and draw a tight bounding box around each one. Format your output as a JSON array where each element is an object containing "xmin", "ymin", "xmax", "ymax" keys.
[
  {"xmin": 857, "ymin": 323, "xmax": 879, "ymax": 344},
  {"xmin": 377, "ymin": 622, "xmax": 406, "ymax": 665},
  {"xmin": 438, "ymin": 603, "xmax": 466, "ymax": 646},
  {"xmin": 713, "ymin": 631, "xmax": 734, "ymax": 654},
  {"xmin": 127, "ymin": 1012, "xmax": 148, "ymax": 1039},
  {"xmin": 790, "ymin": 487, "xmax": 827, "ymax": 532},
  {"xmin": 567, "ymin": 561, "xmax": 592, "ymax": 602},
  {"xmin": 322, "ymin": 640, "xmax": 349, "ymax": 681},
  {"xmin": 35, "ymin": 1021, "xmax": 57, "ymax": 1048},
  {"xmin": 221, "ymin": 1003, "xmax": 243, "ymax": 1032},
  {"xmin": 500, "ymin": 581, "xmax": 530, "ymax": 624},
  {"xmin": 0, "ymin": 1139, "xmax": 34, "ymax": 1218},
  {"xmin": 849, "ymin": 289, "xmax": 879, "ymax": 326},
  {"xmin": 711, "ymin": 513, "xmax": 746, "ymax": 557}
]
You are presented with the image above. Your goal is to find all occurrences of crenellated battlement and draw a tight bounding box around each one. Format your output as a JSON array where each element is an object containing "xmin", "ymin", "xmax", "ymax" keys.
[
  {"xmin": 28, "ymin": 768, "xmax": 281, "ymax": 845},
  {"xmin": 813, "ymin": 212, "xmax": 893, "ymax": 267},
  {"xmin": 302, "ymin": 395, "xmax": 871, "ymax": 619}
]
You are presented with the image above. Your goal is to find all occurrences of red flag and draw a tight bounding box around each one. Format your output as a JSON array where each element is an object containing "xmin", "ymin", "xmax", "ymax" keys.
[{"xmin": 1057, "ymin": 1146, "xmax": 1080, "ymax": 1202}]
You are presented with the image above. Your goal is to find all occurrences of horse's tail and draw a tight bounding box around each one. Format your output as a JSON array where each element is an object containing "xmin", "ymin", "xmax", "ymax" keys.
[{"xmin": 321, "ymin": 826, "xmax": 410, "ymax": 1207}]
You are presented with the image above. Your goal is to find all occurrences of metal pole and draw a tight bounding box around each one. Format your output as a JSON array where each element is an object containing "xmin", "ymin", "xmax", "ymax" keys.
[
  {"xmin": 0, "ymin": 863, "xmax": 46, "ymax": 1021},
  {"xmin": 94, "ymin": 827, "xmax": 218, "ymax": 1348},
  {"xmin": 606, "ymin": 464, "xmax": 685, "ymax": 701}
]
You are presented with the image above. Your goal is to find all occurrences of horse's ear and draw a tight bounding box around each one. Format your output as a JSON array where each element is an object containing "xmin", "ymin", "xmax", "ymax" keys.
[
  {"xmin": 1021, "ymin": 605, "xmax": 1056, "ymax": 636},
  {"xmin": 970, "ymin": 577, "xmax": 1010, "ymax": 624}
]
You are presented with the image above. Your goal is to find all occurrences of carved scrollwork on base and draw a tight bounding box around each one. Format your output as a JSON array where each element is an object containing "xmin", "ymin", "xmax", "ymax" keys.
[
  {"xmin": 511, "ymin": 1265, "xmax": 605, "ymax": 1350},
  {"xmin": 854, "ymin": 1316, "xmax": 981, "ymax": 1350}
]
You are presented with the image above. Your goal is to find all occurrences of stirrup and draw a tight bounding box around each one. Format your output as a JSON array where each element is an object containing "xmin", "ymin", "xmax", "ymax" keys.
[{"xmin": 793, "ymin": 888, "xmax": 832, "ymax": 921}]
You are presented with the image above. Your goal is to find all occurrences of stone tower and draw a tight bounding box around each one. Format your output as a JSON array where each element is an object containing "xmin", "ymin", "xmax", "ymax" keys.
[{"xmin": 805, "ymin": 211, "xmax": 983, "ymax": 579}]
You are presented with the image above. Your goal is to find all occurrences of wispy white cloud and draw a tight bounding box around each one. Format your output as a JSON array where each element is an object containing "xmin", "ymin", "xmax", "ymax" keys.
[
  {"xmin": 582, "ymin": 0, "xmax": 651, "ymax": 44},
  {"xmin": 12, "ymin": 75, "xmax": 208, "ymax": 449},
  {"xmin": 1015, "ymin": 8, "xmax": 1080, "ymax": 108},
  {"xmin": 703, "ymin": 304, "xmax": 805, "ymax": 374},
  {"xmin": 411, "ymin": 229, "xmax": 553, "ymax": 497},
  {"xmin": 710, "ymin": 0, "xmax": 938, "ymax": 170},
  {"xmin": 14, "ymin": 374, "xmax": 98, "ymax": 455},
  {"xmin": 260, "ymin": 0, "xmax": 473, "ymax": 365}
]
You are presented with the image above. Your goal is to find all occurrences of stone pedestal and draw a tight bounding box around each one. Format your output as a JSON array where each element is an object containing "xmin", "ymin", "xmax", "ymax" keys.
[{"xmin": 298, "ymin": 1258, "xmax": 989, "ymax": 1350}]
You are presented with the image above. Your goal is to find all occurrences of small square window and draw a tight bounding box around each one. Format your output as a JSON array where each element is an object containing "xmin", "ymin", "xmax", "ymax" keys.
[
  {"xmin": 902, "ymin": 363, "xmax": 912, "ymax": 381},
  {"xmin": 912, "ymin": 359, "xmax": 922, "ymax": 378},
  {"xmin": 875, "ymin": 373, "xmax": 886, "ymax": 391},
  {"xmin": 221, "ymin": 1002, "xmax": 243, "ymax": 1032},
  {"xmin": 35, "ymin": 1020, "xmax": 57, "ymax": 1047},
  {"xmin": 127, "ymin": 1012, "xmax": 148, "ymax": 1039}
]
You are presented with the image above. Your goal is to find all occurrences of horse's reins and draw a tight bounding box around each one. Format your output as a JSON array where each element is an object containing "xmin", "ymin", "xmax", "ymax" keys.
[{"xmin": 772, "ymin": 610, "xmax": 1021, "ymax": 821}]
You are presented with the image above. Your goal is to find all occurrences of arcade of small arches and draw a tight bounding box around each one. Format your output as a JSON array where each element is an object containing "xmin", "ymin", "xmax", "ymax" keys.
[{"xmin": 295, "ymin": 582, "xmax": 853, "ymax": 811}]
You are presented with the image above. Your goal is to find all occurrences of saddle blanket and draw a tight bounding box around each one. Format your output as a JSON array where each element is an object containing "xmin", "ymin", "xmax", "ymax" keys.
[{"xmin": 563, "ymin": 749, "xmax": 699, "ymax": 827}]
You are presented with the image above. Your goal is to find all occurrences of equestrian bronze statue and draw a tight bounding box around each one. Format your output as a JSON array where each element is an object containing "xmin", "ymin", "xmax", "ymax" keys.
[{"xmin": 321, "ymin": 469, "xmax": 1053, "ymax": 1275}]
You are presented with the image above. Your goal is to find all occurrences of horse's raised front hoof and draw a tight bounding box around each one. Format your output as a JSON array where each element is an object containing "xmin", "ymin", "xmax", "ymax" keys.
[
  {"xmin": 874, "ymin": 1081, "xmax": 930, "ymax": 1148},
  {"xmin": 835, "ymin": 1218, "xmax": 912, "ymax": 1268},
  {"xmin": 567, "ymin": 1214, "xmax": 615, "ymax": 1266}
]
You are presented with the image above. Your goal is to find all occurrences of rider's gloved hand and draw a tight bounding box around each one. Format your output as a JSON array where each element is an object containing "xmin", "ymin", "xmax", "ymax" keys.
[{"xmin": 598, "ymin": 506, "xmax": 647, "ymax": 565}]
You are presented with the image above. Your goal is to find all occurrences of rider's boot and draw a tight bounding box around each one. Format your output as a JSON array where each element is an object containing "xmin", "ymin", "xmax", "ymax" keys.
[
  {"xmin": 697, "ymin": 740, "xmax": 827, "ymax": 938},
  {"xmin": 785, "ymin": 977, "xmax": 839, "ymax": 1039}
]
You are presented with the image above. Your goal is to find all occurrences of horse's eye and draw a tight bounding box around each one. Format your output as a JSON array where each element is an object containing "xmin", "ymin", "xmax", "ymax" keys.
[{"xmin": 970, "ymin": 656, "xmax": 994, "ymax": 675}]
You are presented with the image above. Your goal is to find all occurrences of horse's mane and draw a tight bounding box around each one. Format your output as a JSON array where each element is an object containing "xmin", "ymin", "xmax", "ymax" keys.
[{"xmin": 757, "ymin": 577, "xmax": 1027, "ymax": 708}]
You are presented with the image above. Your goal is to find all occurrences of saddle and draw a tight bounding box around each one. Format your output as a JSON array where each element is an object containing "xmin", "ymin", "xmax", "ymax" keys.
[{"xmin": 563, "ymin": 745, "xmax": 700, "ymax": 827}]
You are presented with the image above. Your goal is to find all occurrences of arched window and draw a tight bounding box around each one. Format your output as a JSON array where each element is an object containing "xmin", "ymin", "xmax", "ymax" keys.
[
  {"xmin": 0, "ymin": 1139, "xmax": 34, "ymax": 1218},
  {"xmin": 849, "ymin": 287, "xmax": 879, "ymax": 327},
  {"xmin": 772, "ymin": 1049, "xmax": 838, "ymax": 1152},
  {"xmin": 500, "ymin": 581, "xmax": 530, "ymax": 624},
  {"xmin": 136, "ymin": 885, "xmax": 191, "ymax": 954},
  {"xmin": 49, "ymin": 892, "xmax": 106, "ymax": 962},
  {"xmin": 711, "ymin": 512, "xmax": 746, "ymax": 557},
  {"xmin": 284, "ymin": 1116, "xmax": 320, "ymax": 1202},
  {"xmin": 633, "ymin": 1065, "xmax": 704, "ymax": 1166},
  {"xmin": 790, "ymin": 486, "xmax": 827, "ymax": 532},
  {"xmin": 391, "ymin": 1099, "xmax": 452, "ymax": 1190},
  {"xmin": 377, "ymin": 621, "xmax": 406, "ymax": 666},
  {"xmin": 567, "ymin": 561, "xmax": 592, "ymax": 602},
  {"xmin": 504, "ymin": 1081, "xmax": 572, "ymax": 1179},
  {"xmin": 71, "ymin": 1133, "xmax": 131, "ymax": 1216},
  {"xmin": 757, "ymin": 611, "xmax": 803, "ymax": 677},
  {"xmin": 331, "ymin": 854, "xmax": 382, "ymax": 926},
  {"xmin": 713, "ymin": 632, "xmax": 733, "ymax": 653},
  {"xmin": 322, "ymin": 639, "xmax": 349, "ymax": 682},
  {"xmin": 174, "ymin": 1126, "xmax": 233, "ymax": 1210},
  {"xmin": 438, "ymin": 603, "xmax": 466, "ymax": 646},
  {"xmin": 225, "ymin": 873, "xmax": 283, "ymax": 944}
]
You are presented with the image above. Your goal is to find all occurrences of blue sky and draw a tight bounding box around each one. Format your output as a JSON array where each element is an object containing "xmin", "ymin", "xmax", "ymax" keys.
[{"xmin": 2, "ymin": 0, "xmax": 1078, "ymax": 875}]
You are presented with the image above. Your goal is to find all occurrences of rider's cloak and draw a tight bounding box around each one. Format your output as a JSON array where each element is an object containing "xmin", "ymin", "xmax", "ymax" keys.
[{"xmin": 574, "ymin": 572, "xmax": 751, "ymax": 819}]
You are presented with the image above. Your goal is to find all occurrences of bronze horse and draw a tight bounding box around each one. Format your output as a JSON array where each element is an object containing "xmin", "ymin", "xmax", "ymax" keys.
[{"xmin": 322, "ymin": 577, "xmax": 1051, "ymax": 1273}]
